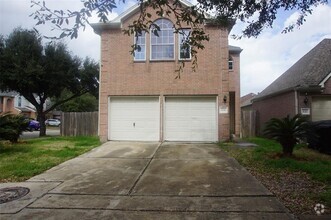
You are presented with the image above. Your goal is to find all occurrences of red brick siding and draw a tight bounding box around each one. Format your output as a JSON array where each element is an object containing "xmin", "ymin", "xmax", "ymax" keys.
[
  {"xmin": 229, "ymin": 53, "xmax": 241, "ymax": 136},
  {"xmin": 252, "ymin": 91, "xmax": 296, "ymax": 135}
]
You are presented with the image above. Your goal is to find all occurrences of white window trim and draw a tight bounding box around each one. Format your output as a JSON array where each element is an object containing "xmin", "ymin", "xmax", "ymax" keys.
[
  {"xmin": 150, "ymin": 19, "xmax": 175, "ymax": 61},
  {"xmin": 319, "ymin": 71, "xmax": 331, "ymax": 88},
  {"xmin": 228, "ymin": 56, "xmax": 234, "ymax": 71},
  {"xmin": 178, "ymin": 29, "xmax": 191, "ymax": 60},
  {"xmin": 134, "ymin": 32, "xmax": 146, "ymax": 61}
]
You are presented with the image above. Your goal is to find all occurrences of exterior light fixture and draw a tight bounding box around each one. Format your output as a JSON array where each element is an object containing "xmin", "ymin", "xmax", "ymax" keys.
[
  {"xmin": 223, "ymin": 95, "xmax": 227, "ymax": 103},
  {"xmin": 304, "ymin": 93, "xmax": 309, "ymax": 106}
]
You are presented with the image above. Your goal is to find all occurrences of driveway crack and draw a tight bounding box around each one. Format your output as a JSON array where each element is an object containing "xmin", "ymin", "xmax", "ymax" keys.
[{"xmin": 127, "ymin": 142, "xmax": 163, "ymax": 195}]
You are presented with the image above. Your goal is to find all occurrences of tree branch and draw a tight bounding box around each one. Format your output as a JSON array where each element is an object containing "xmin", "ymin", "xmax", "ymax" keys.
[{"xmin": 44, "ymin": 88, "xmax": 89, "ymax": 114}]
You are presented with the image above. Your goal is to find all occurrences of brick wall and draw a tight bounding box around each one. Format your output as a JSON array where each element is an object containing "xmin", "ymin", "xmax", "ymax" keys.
[
  {"xmin": 97, "ymin": 5, "xmax": 239, "ymax": 142},
  {"xmin": 252, "ymin": 91, "xmax": 296, "ymax": 135},
  {"xmin": 229, "ymin": 53, "xmax": 241, "ymax": 136}
]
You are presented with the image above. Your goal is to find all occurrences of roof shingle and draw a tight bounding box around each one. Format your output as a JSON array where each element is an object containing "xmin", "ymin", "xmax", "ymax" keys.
[{"xmin": 254, "ymin": 39, "xmax": 331, "ymax": 99}]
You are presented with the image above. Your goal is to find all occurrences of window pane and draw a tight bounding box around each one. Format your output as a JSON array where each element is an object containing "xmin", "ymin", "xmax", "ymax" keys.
[
  {"xmin": 151, "ymin": 45, "xmax": 174, "ymax": 60},
  {"xmin": 151, "ymin": 19, "xmax": 174, "ymax": 60},
  {"xmin": 179, "ymin": 29, "xmax": 191, "ymax": 60},
  {"xmin": 134, "ymin": 32, "xmax": 146, "ymax": 60},
  {"xmin": 229, "ymin": 60, "xmax": 233, "ymax": 70},
  {"xmin": 180, "ymin": 47, "xmax": 190, "ymax": 59}
]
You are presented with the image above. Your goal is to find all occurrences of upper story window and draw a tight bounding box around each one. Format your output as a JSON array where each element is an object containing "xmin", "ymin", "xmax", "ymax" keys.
[
  {"xmin": 179, "ymin": 29, "xmax": 191, "ymax": 60},
  {"xmin": 229, "ymin": 56, "xmax": 233, "ymax": 70},
  {"xmin": 150, "ymin": 19, "xmax": 174, "ymax": 60},
  {"xmin": 134, "ymin": 32, "xmax": 146, "ymax": 61},
  {"xmin": 18, "ymin": 96, "xmax": 22, "ymax": 107}
]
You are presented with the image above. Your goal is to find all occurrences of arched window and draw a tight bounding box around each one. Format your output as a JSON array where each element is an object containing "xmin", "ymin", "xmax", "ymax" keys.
[{"xmin": 150, "ymin": 19, "xmax": 174, "ymax": 60}]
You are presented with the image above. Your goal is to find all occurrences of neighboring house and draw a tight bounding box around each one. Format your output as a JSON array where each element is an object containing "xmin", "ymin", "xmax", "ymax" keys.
[
  {"xmin": 0, "ymin": 91, "xmax": 37, "ymax": 118},
  {"xmin": 0, "ymin": 91, "xmax": 19, "ymax": 115},
  {"xmin": 241, "ymin": 93, "xmax": 256, "ymax": 112},
  {"xmin": 92, "ymin": 0, "xmax": 242, "ymax": 142},
  {"xmin": 252, "ymin": 38, "xmax": 331, "ymax": 134},
  {"xmin": 14, "ymin": 94, "xmax": 37, "ymax": 118}
]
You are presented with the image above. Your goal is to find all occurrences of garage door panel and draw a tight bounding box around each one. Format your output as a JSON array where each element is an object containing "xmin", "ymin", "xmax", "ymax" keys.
[
  {"xmin": 164, "ymin": 97, "xmax": 217, "ymax": 142},
  {"xmin": 109, "ymin": 97, "xmax": 159, "ymax": 141},
  {"xmin": 312, "ymin": 97, "xmax": 331, "ymax": 121}
]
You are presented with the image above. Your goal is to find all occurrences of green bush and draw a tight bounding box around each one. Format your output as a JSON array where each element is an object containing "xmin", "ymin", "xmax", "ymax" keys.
[
  {"xmin": 264, "ymin": 114, "xmax": 315, "ymax": 157},
  {"xmin": 0, "ymin": 113, "xmax": 28, "ymax": 143}
]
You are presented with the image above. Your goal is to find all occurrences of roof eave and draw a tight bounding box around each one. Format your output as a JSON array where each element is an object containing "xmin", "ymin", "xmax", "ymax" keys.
[
  {"xmin": 252, "ymin": 85, "xmax": 323, "ymax": 102},
  {"xmin": 91, "ymin": 22, "xmax": 121, "ymax": 35},
  {"xmin": 205, "ymin": 18, "xmax": 236, "ymax": 34},
  {"xmin": 229, "ymin": 46, "xmax": 243, "ymax": 54},
  {"xmin": 319, "ymin": 71, "xmax": 331, "ymax": 88}
]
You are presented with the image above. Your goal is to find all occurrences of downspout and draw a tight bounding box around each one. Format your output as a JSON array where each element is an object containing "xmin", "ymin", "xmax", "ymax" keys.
[{"xmin": 97, "ymin": 35, "xmax": 102, "ymax": 137}]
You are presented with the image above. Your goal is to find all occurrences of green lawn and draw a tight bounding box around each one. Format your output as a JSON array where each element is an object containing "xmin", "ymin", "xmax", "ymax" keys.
[
  {"xmin": 0, "ymin": 136, "xmax": 100, "ymax": 182},
  {"xmin": 220, "ymin": 138, "xmax": 331, "ymax": 215}
]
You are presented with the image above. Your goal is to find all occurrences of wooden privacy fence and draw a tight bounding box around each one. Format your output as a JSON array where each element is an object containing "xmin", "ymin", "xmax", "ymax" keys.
[
  {"xmin": 61, "ymin": 112, "xmax": 98, "ymax": 136},
  {"xmin": 241, "ymin": 110, "xmax": 256, "ymax": 138}
]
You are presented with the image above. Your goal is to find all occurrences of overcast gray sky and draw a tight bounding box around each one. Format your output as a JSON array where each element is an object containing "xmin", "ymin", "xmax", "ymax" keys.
[{"xmin": 1, "ymin": 0, "xmax": 331, "ymax": 96}]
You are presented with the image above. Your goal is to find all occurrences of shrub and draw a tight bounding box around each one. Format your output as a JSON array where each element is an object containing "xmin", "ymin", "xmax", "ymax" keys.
[
  {"xmin": 0, "ymin": 113, "xmax": 28, "ymax": 143},
  {"xmin": 264, "ymin": 114, "xmax": 314, "ymax": 157}
]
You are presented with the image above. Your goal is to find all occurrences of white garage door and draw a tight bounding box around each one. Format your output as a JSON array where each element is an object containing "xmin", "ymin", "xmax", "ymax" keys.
[
  {"xmin": 312, "ymin": 96, "xmax": 331, "ymax": 121},
  {"xmin": 109, "ymin": 97, "xmax": 160, "ymax": 141},
  {"xmin": 164, "ymin": 97, "xmax": 217, "ymax": 141}
]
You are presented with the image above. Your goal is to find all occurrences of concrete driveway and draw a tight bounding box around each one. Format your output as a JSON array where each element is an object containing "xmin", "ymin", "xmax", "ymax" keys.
[{"xmin": 0, "ymin": 142, "xmax": 293, "ymax": 219}]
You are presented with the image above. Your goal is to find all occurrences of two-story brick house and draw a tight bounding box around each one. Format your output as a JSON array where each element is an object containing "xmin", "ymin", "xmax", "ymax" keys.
[{"xmin": 92, "ymin": 0, "xmax": 241, "ymax": 142}]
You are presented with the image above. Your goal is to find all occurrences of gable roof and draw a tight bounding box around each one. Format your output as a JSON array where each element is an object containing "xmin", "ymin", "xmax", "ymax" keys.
[
  {"xmin": 112, "ymin": 0, "xmax": 193, "ymax": 24},
  {"xmin": 240, "ymin": 93, "xmax": 256, "ymax": 107},
  {"xmin": 92, "ymin": 0, "xmax": 193, "ymax": 33},
  {"xmin": 0, "ymin": 90, "xmax": 17, "ymax": 97},
  {"xmin": 254, "ymin": 39, "xmax": 331, "ymax": 100},
  {"xmin": 91, "ymin": 0, "xmax": 235, "ymax": 34}
]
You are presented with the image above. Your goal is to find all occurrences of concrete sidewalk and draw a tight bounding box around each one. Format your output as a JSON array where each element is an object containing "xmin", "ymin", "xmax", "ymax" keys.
[{"xmin": 0, "ymin": 142, "xmax": 294, "ymax": 219}]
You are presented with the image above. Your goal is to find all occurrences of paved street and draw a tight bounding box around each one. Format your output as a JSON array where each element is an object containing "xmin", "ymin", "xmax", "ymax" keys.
[{"xmin": 20, "ymin": 128, "xmax": 60, "ymax": 139}]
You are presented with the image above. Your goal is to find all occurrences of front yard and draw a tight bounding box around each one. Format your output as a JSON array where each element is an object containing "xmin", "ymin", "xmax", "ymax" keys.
[
  {"xmin": 0, "ymin": 136, "xmax": 100, "ymax": 182},
  {"xmin": 221, "ymin": 138, "xmax": 331, "ymax": 216}
]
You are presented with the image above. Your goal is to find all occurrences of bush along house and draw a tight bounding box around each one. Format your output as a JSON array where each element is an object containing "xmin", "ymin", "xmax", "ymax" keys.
[{"xmin": 92, "ymin": 0, "xmax": 242, "ymax": 142}]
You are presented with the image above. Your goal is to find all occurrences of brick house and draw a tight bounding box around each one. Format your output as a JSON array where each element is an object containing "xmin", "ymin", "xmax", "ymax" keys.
[
  {"xmin": 92, "ymin": 0, "xmax": 242, "ymax": 142},
  {"xmin": 252, "ymin": 38, "xmax": 331, "ymax": 134},
  {"xmin": 0, "ymin": 91, "xmax": 18, "ymax": 115},
  {"xmin": 0, "ymin": 91, "xmax": 37, "ymax": 118}
]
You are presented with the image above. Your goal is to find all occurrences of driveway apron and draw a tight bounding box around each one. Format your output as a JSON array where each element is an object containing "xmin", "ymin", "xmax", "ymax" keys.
[{"xmin": 0, "ymin": 142, "xmax": 294, "ymax": 219}]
